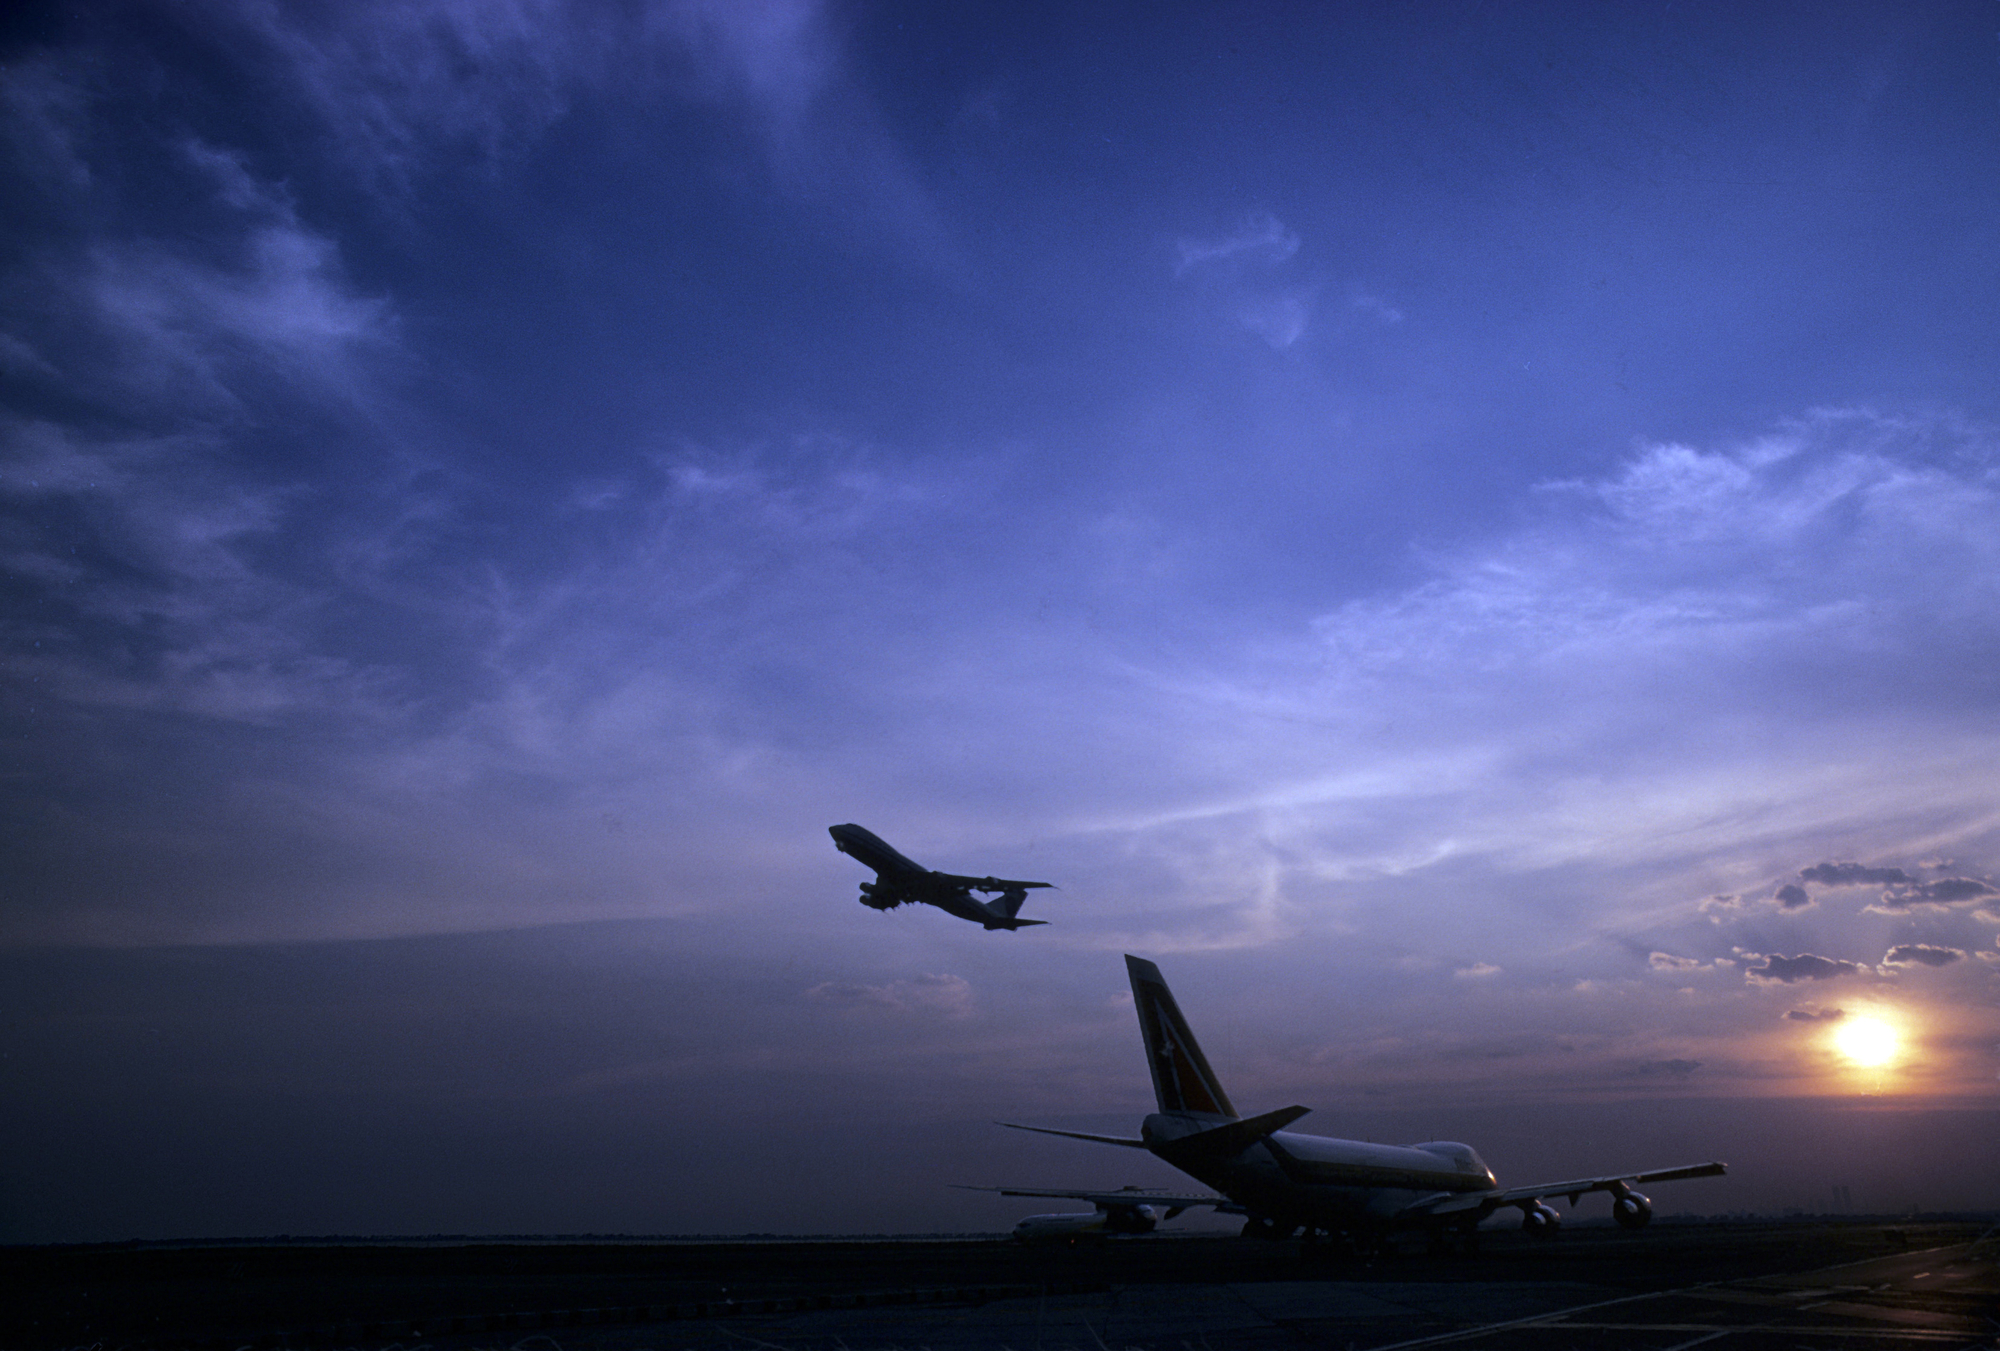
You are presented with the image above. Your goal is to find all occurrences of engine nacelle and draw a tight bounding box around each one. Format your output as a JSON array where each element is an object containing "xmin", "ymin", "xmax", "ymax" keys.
[
  {"xmin": 857, "ymin": 883, "xmax": 898, "ymax": 911},
  {"xmin": 1520, "ymin": 1202, "xmax": 1562, "ymax": 1239},
  {"xmin": 1611, "ymin": 1188, "xmax": 1653, "ymax": 1230}
]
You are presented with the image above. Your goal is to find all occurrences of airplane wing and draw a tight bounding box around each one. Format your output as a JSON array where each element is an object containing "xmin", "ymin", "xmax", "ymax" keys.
[
  {"xmin": 934, "ymin": 872, "xmax": 1054, "ymax": 892},
  {"xmin": 997, "ymin": 1121, "xmax": 1150, "ymax": 1148},
  {"xmin": 1409, "ymin": 1161, "xmax": 1727, "ymax": 1216}
]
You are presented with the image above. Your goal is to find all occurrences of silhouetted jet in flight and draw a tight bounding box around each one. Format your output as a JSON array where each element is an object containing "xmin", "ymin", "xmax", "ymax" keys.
[
  {"xmin": 829, "ymin": 823, "xmax": 1053, "ymax": 930},
  {"xmin": 985, "ymin": 955, "xmax": 1726, "ymax": 1253}
]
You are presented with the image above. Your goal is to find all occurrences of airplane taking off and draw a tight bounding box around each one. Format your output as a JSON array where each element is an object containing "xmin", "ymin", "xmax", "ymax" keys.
[
  {"xmin": 988, "ymin": 955, "xmax": 1726, "ymax": 1253},
  {"xmin": 829, "ymin": 824, "xmax": 1053, "ymax": 931}
]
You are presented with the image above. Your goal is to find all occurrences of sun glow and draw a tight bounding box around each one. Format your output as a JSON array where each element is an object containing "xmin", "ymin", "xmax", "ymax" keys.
[{"xmin": 1833, "ymin": 1016, "xmax": 1900, "ymax": 1069}]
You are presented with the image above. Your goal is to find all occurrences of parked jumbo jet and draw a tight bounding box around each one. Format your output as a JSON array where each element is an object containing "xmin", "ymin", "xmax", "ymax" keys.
[
  {"xmin": 829, "ymin": 824, "xmax": 1053, "ymax": 930},
  {"xmin": 986, "ymin": 955, "xmax": 1726, "ymax": 1253},
  {"xmin": 953, "ymin": 1183, "xmax": 1233, "ymax": 1242}
]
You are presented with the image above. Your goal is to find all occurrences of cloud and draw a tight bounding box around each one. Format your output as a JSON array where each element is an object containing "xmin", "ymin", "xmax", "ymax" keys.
[
  {"xmin": 1799, "ymin": 862, "xmax": 1913, "ymax": 887},
  {"xmin": 0, "ymin": 131, "xmax": 407, "ymax": 730},
  {"xmin": 222, "ymin": 0, "xmax": 612, "ymax": 190},
  {"xmin": 1173, "ymin": 214, "xmax": 1312, "ymax": 346},
  {"xmin": 1634, "ymin": 1058, "xmax": 1701, "ymax": 1078},
  {"xmin": 1453, "ymin": 962, "xmax": 1502, "ymax": 979},
  {"xmin": 0, "ymin": 55, "xmax": 94, "ymax": 190},
  {"xmin": 1772, "ymin": 883, "xmax": 1812, "ymax": 910},
  {"xmin": 649, "ymin": 0, "xmax": 951, "ymax": 261},
  {"xmin": 1648, "ymin": 951, "xmax": 1704, "ymax": 971},
  {"xmin": 801, "ymin": 973, "xmax": 973, "ymax": 1018},
  {"xmin": 189, "ymin": 0, "xmax": 949, "ymax": 261},
  {"xmin": 1174, "ymin": 213, "xmax": 1300, "ymax": 276},
  {"xmin": 1210, "ymin": 411, "xmax": 2000, "ymax": 908},
  {"xmin": 1698, "ymin": 895, "xmax": 1744, "ymax": 921},
  {"xmin": 1745, "ymin": 953, "xmax": 1866, "ymax": 984},
  {"xmin": 1237, "ymin": 293, "xmax": 1312, "ymax": 349},
  {"xmin": 1785, "ymin": 1007, "xmax": 1845, "ymax": 1022},
  {"xmin": 1872, "ymin": 878, "xmax": 1998, "ymax": 910},
  {"xmin": 1881, "ymin": 944, "xmax": 1964, "ymax": 968},
  {"xmin": 1348, "ymin": 294, "xmax": 1404, "ymax": 325}
]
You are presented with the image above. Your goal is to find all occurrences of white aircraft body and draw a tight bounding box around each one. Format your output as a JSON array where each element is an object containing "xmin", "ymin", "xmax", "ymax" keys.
[{"xmin": 990, "ymin": 955, "xmax": 1726, "ymax": 1252}]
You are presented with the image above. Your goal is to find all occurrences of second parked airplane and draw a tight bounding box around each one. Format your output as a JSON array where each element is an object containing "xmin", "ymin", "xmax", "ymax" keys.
[{"xmin": 991, "ymin": 955, "xmax": 1726, "ymax": 1252}]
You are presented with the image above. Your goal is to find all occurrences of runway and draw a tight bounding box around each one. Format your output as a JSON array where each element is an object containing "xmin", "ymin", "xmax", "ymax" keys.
[{"xmin": 10, "ymin": 1220, "xmax": 1995, "ymax": 1351}]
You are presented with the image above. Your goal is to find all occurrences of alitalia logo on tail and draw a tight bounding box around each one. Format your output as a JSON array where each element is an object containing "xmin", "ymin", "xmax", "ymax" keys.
[{"xmin": 1129, "ymin": 957, "xmax": 1234, "ymax": 1118}]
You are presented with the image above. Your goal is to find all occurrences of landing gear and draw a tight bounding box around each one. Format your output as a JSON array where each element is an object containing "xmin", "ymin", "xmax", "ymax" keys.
[
  {"xmin": 1425, "ymin": 1224, "xmax": 1481, "ymax": 1259},
  {"xmin": 1241, "ymin": 1217, "xmax": 1297, "ymax": 1241},
  {"xmin": 1297, "ymin": 1227, "xmax": 1388, "ymax": 1265}
]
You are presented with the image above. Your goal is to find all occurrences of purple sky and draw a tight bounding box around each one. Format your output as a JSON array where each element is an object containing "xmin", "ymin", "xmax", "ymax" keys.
[{"xmin": 3, "ymin": 1, "xmax": 1998, "ymax": 1241}]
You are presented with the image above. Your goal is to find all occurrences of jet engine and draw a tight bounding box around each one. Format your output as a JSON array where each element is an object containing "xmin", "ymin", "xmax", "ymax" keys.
[
  {"xmin": 1520, "ymin": 1202, "xmax": 1562, "ymax": 1239},
  {"xmin": 857, "ymin": 883, "xmax": 899, "ymax": 911},
  {"xmin": 1610, "ymin": 1186, "xmax": 1653, "ymax": 1230}
]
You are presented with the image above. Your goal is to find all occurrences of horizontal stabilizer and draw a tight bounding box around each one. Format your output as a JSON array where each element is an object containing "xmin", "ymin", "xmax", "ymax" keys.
[
  {"xmin": 997, "ymin": 1121, "xmax": 1149, "ymax": 1148},
  {"xmin": 1153, "ymin": 1104, "xmax": 1311, "ymax": 1164}
]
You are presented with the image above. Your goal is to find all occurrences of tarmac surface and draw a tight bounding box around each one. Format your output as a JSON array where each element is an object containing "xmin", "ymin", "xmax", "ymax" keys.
[{"xmin": 8, "ymin": 1219, "xmax": 1997, "ymax": 1351}]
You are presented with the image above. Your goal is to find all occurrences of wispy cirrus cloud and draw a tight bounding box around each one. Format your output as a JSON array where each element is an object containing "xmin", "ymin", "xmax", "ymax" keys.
[
  {"xmin": 1174, "ymin": 213, "xmax": 1314, "ymax": 347},
  {"xmin": 804, "ymin": 972, "xmax": 974, "ymax": 1018},
  {"xmin": 222, "ymin": 0, "xmax": 608, "ymax": 190},
  {"xmin": 1174, "ymin": 213, "xmax": 1300, "ymax": 275},
  {"xmin": 1, "ymin": 127, "xmax": 407, "ymax": 717}
]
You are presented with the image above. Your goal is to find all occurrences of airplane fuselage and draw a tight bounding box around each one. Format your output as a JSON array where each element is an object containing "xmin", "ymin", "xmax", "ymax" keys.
[
  {"xmin": 829, "ymin": 823, "xmax": 928, "ymax": 879},
  {"xmin": 1144, "ymin": 1111, "xmax": 1494, "ymax": 1230}
]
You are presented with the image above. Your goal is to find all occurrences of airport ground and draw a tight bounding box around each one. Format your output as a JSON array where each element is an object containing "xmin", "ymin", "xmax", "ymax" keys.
[{"xmin": 7, "ymin": 1218, "xmax": 1996, "ymax": 1351}]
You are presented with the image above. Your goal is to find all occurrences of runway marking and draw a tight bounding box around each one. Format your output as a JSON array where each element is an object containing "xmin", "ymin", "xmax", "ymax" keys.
[
  {"xmin": 1361, "ymin": 1242, "xmax": 1978, "ymax": 1350},
  {"xmin": 1361, "ymin": 1285, "xmax": 1722, "ymax": 1349},
  {"xmin": 1658, "ymin": 1330, "xmax": 1732, "ymax": 1350}
]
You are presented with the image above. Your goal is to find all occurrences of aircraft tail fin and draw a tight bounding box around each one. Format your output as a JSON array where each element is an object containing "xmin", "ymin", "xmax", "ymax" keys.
[{"xmin": 1125, "ymin": 955, "xmax": 1236, "ymax": 1118}]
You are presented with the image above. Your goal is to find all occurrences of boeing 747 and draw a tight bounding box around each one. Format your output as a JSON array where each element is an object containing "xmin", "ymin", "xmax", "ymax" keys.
[
  {"xmin": 986, "ymin": 955, "xmax": 1726, "ymax": 1253},
  {"xmin": 829, "ymin": 823, "xmax": 1053, "ymax": 930}
]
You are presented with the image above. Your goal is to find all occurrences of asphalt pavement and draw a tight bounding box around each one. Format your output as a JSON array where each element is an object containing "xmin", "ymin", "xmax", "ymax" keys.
[{"xmin": 9, "ymin": 1219, "xmax": 1995, "ymax": 1351}]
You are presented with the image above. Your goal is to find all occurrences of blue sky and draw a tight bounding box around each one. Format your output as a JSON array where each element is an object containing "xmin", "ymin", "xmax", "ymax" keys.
[{"xmin": 3, "ymin": 0, "xmax": 1998, "ymax": 1240}]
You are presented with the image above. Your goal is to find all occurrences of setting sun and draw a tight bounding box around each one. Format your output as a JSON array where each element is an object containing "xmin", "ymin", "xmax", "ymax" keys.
[{"xmin": 1834, "ymin": 1016, "xmax": 1901, "ymax": 1068}]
